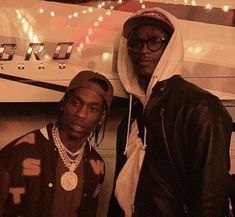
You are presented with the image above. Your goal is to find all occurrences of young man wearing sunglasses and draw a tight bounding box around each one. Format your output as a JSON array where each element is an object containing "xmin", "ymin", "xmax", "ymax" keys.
[{"xmin": 108, "ymin": 7, "xmax": 233, "ymax": 217}]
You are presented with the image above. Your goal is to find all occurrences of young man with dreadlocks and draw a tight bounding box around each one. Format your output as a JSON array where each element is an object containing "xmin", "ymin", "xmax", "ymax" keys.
[{"xmin": 0, "ymin": 70, "xmax": 113, "ymax": 217}]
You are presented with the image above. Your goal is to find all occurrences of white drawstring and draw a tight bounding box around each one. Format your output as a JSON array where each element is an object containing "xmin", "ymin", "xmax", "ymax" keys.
[
  {"xmin": 124, "ymin": 94, "xmax": 133, "ymax": 155},
  {"xmin": 143, "ymin": 126, "xmax": 147, "ymax": 150}
]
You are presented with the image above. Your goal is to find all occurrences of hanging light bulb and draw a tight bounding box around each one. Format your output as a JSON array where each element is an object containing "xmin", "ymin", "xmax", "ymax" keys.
[
  {"xmin": 102, "ymin": 52, "xmax": 111, "ymax": 62},
  {"xmin": 50, "ymin": 11, "xmax": 55, "ymax": 17},
  {"xmin": 191, "ymin": 1, "xmax": 196, "ymax": 6},
  {"xmin": 73, "ymin": 12, "xmax": 78, "ymax": 17},
  {"xmin": 205, "ymin": 4, "xmax": 213, "ymax": 11},
  {"xmin": 98, "ymin": 16, "xmax": 104, "ymax": 22},
  {"xmin": 39, "ymin": 8, "xmax": 44, "ymax": 14},
  {"xmin": 222, "ymin": 5, "xmax": 229, "ymax": 13},
  {"xmin": 94, "ymin": 21, "xmax": 99, "ymax": 27},
  {"xmin": 106, "ymin": 10, "xmax": 112, "ymax": 16}
]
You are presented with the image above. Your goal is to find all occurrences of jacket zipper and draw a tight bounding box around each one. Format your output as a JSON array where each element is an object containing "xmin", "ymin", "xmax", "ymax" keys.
[
  {"xmin": 160, "ymin": 108, "xmax": 189, "ymax": 215},
  {"xmin": 160, "ymin": 108, "xmax": 175, "ymax": 168}
]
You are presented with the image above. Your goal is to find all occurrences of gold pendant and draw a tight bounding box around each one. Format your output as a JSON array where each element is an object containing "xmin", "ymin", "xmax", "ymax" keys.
[
  {"xmin": 69, "ymin": 163, "xmax": 76, "ymax": 172},
  {"xmin": 60, "ymin": 171, "xmax": 78, "ymax": 191}
]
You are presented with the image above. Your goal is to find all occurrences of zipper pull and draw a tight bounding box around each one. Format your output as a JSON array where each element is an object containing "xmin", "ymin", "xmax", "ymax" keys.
[{"xmin": 160, "ymin": 107, "xmax": 165, "ymax": 117}]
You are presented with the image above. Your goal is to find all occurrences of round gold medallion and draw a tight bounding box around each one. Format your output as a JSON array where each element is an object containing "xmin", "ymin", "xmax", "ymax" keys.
[{"xmin": 60, "ymin": 171, "xmax": 78, "ymax": 191}]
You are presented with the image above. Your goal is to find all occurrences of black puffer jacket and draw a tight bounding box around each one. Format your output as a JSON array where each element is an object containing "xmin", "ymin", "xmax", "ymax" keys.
[{"xmin": 108, "ymin": 75, "xmax": 233, "ymax": 217}]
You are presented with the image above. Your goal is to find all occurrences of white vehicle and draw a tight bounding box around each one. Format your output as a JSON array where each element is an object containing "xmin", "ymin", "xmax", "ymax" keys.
[{"xmin": 1, "ymin": 0, "xmax": 235, "ymax": 102}]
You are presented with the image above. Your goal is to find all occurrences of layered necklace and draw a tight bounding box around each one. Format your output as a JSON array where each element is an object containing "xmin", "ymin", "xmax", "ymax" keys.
[{"xmin": 52, "ymin": 124, "xmax": 86, "ymax": 191}]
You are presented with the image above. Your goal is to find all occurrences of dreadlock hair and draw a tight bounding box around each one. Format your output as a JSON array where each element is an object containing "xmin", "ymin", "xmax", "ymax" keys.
[
  {"xmin": 87, "ymin": 106, "xmax": 108, "ymax": 148},
  {"xmin": 86, "ymin": 77, "xmax": 109, "ymax": 147}
]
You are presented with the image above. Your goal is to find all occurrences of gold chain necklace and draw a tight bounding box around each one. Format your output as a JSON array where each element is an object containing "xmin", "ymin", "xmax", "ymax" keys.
[{"xmin": 52, "ymin": 125, "xmax": 85, "ymax": 191}]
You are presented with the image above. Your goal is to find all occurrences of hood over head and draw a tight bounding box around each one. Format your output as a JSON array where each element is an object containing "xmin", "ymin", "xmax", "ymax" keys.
[{"xmin": 118, "ymin": 7, "xmax": 184, "ymax": 105}]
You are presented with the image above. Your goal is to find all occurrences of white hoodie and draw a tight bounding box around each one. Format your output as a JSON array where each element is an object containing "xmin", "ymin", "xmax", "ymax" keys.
[
  {"xmin": 118, "ymin": 7, "xmax": 184, "ymax": 105},
  {"xmin": 114, "ymin": 7, "xmax": 184, "ymax": 217}
]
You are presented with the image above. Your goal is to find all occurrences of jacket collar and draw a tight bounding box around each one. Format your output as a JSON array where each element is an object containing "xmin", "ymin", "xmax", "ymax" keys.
[{"xmin": 151, "ymin": 75, "xmax": 182, "ymax": 93}]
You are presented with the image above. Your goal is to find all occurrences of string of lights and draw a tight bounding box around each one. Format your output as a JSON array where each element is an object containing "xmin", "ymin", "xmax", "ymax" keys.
[{"xmin": 14, "ymin": 0, "xmax": 234, "ymax": 65}]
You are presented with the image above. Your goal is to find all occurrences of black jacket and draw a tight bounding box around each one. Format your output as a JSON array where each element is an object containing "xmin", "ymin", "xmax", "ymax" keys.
[{"xmin": 108, "ymin": 75, "xmax": 233, "ymax": 217}]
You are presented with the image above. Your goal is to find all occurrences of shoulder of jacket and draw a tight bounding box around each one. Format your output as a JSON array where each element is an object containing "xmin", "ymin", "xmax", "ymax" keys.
[
  {"xmin": 86, "ymin": 147, "xmax": 105, "ymax": 178},
  {"xmin": 1, "ymin": 128, "xmax": 44, "ymax": 153},
  {"xmin": 15, "ymin": 132, "xmax": 37, "ymax": 146},
  {"xmin": 87, "ymin": 146, "xmax": 104, "ymax": 162},
  {"xmin": 176, "ymin": 77, "xmax": 220, "ymax": 103}
]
